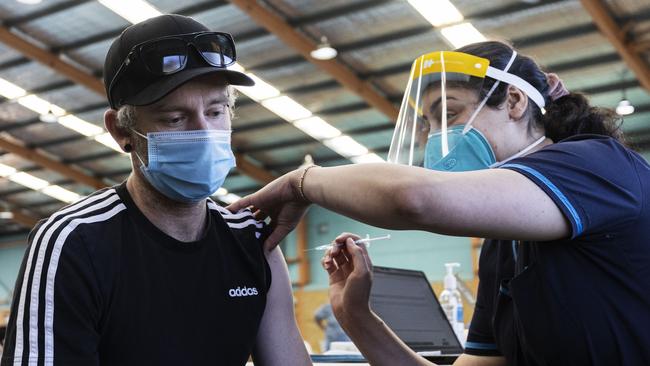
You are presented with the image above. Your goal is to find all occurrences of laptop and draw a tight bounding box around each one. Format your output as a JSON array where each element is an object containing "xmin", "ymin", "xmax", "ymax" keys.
[{"xmin": 369, "ymin": 266, "xmax": 463, "ymax": 363}]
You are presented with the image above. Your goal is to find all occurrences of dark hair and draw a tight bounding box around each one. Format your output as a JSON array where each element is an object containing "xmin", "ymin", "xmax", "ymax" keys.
[{"xmin": 455, "ymin": 41, "xmax": 624, "ymax": 143}]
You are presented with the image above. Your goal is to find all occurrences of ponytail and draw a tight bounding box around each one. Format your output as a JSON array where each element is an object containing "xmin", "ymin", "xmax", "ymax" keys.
[{"xmin": 542, "ymin": 93, "xmax": 624, "ymax": 143}]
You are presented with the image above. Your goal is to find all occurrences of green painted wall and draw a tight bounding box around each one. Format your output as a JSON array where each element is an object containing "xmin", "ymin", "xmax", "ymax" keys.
[
  {"xmin": 283, "ymin": 206, "xmax": 474, "ymax": 291},
  {"xmin": 0, "ymin": 241, "xmax": 27, "ymax": 310}
]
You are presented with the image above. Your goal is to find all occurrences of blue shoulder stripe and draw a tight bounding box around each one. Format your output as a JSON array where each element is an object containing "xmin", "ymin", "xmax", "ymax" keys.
[
  {"xmin": 465, "ymin": 341, "xmax": 498, "ymax": 350},
  {"xmin": 501, "ymin": 163, "xmax": 583, "ymax": 237}
]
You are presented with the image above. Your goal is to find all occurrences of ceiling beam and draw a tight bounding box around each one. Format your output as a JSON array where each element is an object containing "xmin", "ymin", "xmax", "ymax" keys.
[
  {"xmin": 7, "ymin": 207, "xmax": 39, "ymax": 227},
  {"xmin": 230, "ymin": 0, "xmax": 399, "ymax": 122},
  {"xmin": 580, "ymin": 0, "xmax": 650, "ymax": 92},
  {"xmin": 0, "ymin": 134, "xmax": 107, "ymax": 189},
  {"xmin": 0, "ymin": 25, "xmax": 105, "ymax": 95}
]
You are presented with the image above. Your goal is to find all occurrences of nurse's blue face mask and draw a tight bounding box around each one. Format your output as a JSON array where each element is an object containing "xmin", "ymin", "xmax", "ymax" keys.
[
  {"xmin": 131, "ymin": 129, "xmax": 235, "ymax": 202},
  {"xmin": 424, "ymin": 125, "xmax": 495, "ymax": 171}
]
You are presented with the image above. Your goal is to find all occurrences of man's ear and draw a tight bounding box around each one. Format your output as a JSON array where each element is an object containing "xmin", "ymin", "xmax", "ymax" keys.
[
  {"xmin": 104, "ymin": 109, "xmax": 132, "ymax": 153},
  {"xmin": 506, "ymin": 85, "xmax": 529, "ymax": 121}
]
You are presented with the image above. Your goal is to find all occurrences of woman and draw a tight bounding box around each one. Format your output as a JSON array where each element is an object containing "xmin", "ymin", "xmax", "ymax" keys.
[{"xmin": 228, "ymin": 41, "xmax": 650, "ymax": 365}]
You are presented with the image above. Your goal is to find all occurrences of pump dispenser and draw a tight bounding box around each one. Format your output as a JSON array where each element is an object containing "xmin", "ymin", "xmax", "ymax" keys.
[{"xmin": 440, "ymin": 263, "xmax": 465, "ymax": 345}]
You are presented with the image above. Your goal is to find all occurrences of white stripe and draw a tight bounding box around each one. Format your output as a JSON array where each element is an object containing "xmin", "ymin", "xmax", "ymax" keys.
[
  {"xmin": 226, "ymin": 219, "xmax": 263, "ymax": 229},
  {"xmin": 44, "ymin": 203, "xmax": 127, "ymax": 365},
  {"xmin": 207, "ymin": 201, "xmax": 254, "ymax": 220},
  {"xmin": 13, "ymin": 189, "xmax": 116, "ymax": 366}
]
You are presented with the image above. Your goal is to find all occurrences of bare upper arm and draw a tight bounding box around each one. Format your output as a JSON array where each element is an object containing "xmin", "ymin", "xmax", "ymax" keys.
[
  {"xmin": 252, "ymin": 247, "xmax": 311, "ymax": 366},
  {"xmin": 408, "ymin": 168, "xmax": 571, "ymax": 241},
  {"xmin": 453, "ymin": 354, "xmax": 507, "ymax": 366}
]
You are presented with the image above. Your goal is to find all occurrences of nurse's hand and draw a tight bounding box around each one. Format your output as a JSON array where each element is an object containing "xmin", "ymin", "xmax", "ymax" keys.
[
  {"xmin": 322, "ymin": 233, "xmax": 374, "ymax": 327},
  {"xmin": 227, "ymin": 169, "xmax": 309, "ymax": 251}
]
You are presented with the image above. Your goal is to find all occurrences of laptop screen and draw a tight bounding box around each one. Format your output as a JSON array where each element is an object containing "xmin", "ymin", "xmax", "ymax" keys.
[{"xmin": 370, "ymin": 266, "xmax": 464, "ymax": 354}]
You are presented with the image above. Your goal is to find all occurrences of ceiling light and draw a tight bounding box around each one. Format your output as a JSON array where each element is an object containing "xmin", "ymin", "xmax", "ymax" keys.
[
  {"xmin": 0, "ymin": 212, "xmax": 14, "ymax": 220},
  {"xmin": 16, "ymin": 0, "xmax": 42, "ymax": 4},
  {"xmin": 17, "ymin": 95, "xmax": 66, "ymax": 117},
  {"xmin": 214, "ymin": 187, "xmax": 228, "ymax": 196},
  {"xmin": 310, "ymin": 36, "xmax": 338, "ymax": 61},
  {"xmin": 39, "ymin": 109, "xmax": 59, "ymax": 123},
  {"xmin": 41, "ymin": 185, "xmax": 82, "ymax": 203},
  {"xmin": 261, "ymin": 96, "xmax": 312, "ymax": 121},
  {"xmin": 323, "ymin": 135, "xmax": 369, "ymax": 157},
  {"xmin": 58, "ymin": 115, "xmax": 104, "ymax": 136},
  {"xmin": 616, "ymin": 99, "xmax": 635, "ymax": 116},
  {"xmin": 293, "ymin": 117, "xmax": 341, "ymax": 140},
  {"xmin": 235, "ymin": 73, "xmax": 281, "ymax": 101},
  {"xmin": 0, "ymin": 164, "xmax": 17, "ymax": 177},
  {"xmin": 98, "ymin": 0, "xmax": 161, "ymax": 24},
  {"xmin": 408, "ymin": 0, "xmax": 464, "ymax": 27},
  {"xmin": 0, "ymin": 78, "xmax": 27, "ymax": 99},
  {"xmin": 8, "ymin": 172, "xmax": 49, "ymax": 191},
  {"xmin": 351, "ymin": 153, "xmax": 385, "ymax": 164},
  {"xmin": 440, "ymin": 22, "xmax": 487, "ymax": 48}
]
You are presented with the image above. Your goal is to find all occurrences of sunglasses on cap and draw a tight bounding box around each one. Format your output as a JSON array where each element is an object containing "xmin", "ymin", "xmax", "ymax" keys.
[{"xmin": 107, "ymin": 31, "xmax": 237, "ymax": 99}]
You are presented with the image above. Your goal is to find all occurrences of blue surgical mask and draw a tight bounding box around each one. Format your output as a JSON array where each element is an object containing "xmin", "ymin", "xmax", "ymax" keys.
[
  {"xmin": 131, "ymin": 129, "xmax": 235, "ymax": 202},
  {"xmin": 424, "ymin": 125, "xmax": 496, "ymax": 171}
]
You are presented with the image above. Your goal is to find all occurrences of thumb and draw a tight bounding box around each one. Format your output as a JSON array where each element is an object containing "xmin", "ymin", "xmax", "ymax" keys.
[
  {"xmin": 226, "ymin": 194, "xmax": 253, "ymax": 213},
  {"xmin": 263, "ymin": 225, "xmax": 292, "ymax": 251}
]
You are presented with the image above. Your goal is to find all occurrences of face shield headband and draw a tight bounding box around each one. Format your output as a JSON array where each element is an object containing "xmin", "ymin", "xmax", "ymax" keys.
[{"xmin": 387, "ymin": 50, "xmax": 546, "ymax": 169}]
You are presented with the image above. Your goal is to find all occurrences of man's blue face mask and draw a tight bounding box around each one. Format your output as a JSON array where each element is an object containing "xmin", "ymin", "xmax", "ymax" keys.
[
  {"xmin": 132, "ymin": 129, "xmax": 235, "ymax": 202},
  {"xmin": 424, "ymin": 125, "xmax": 496, "ymax": 171}
]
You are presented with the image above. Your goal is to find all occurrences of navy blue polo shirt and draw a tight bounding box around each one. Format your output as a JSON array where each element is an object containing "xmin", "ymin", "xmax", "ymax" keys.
[{"xmin": 465, "ymin": 135, "xmax": 650, "ymax": 365}]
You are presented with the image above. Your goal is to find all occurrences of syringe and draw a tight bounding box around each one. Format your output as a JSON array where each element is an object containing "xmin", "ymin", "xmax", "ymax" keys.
[{"xmin": 306, "ymin": 234, "xmax": 391, "ymax": 251}]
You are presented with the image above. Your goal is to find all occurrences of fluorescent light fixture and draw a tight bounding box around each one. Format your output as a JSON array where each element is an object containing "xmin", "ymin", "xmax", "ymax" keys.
[
  {"xmin": 220, "ymin": 193, "xmax": 241, "ymax": 205},
  {"xmin": 440, "ymin": 22, "xmax": 487, "ymax": 48},
  {"xmin": 98, "ymin": 0, "xmax": 161, "ymax": 24},
  {"xmin": 0, "ymin": 78, "xmax": 27, "ymax": 99},
  {"xmin": 323, "ymin": 135, "xmax": 369, "ymax": 157},
  {"xmin": 41, "ymin": 185, "xmax": 81, "ymax": 203},
  {"xmin": 8, "ymin": 172, "xmax": 49, "ymax": 190},
  {"xmin": 351, "ymin": 153, "xmax": 385, "ymax": 164},
  {"xmin": 16, "ymin": 0, "xmax": 42, "ymax": 4},
  {"xmin": 94, "ymin": 133, "xmax": 127, "ymax": 154},
  {"xmin": 261, "ymin": 96, "xmax": 312, "ymax": 121},
  {"xmin": 235, "ymin": 73, "xmax": 281, "ymax": 101},
  {"xmin": 58, "ymin": 115, "xmax": 104, "ymax": 137},
  {"xmin": 17, "ymin": 95, "xmax": 66, "ymax": 117},
  {"xmin": 408, "ymin": 0, "xmax": 464, "ymax": 27},
  {"xmin": 293, "ymin": 117, "xmax": 341, "ymax": 140},
  {"xmin": 0, "ymin": 212, "xmax": 14, "ymax": 220},
  {"xmin": 0, "ymin": 164, "xmax": 17, "ymax": 177}
]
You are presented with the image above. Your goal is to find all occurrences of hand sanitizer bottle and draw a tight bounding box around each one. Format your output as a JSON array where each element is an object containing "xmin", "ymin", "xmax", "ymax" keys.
[{"xmin": 440, "ymin": 263, "xmax": 465, "ymax": 345}]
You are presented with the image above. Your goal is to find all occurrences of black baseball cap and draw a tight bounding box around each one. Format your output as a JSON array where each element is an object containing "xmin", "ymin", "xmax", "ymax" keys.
[{"xmin": 103, "ymin": 14, "xmax": 254, "ymax": 109}]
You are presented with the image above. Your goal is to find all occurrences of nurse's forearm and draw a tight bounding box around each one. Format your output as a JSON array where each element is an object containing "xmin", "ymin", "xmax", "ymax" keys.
[
  {"xmin": 339, "ymin": 309, "xmax": 434, "ymax": 366},
  {"xmin": 300, "ymin": 164, "xmax": 435, "ymax": 230}
]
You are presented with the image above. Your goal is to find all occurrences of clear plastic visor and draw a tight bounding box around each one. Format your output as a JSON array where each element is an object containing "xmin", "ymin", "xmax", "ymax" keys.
[{"xmin": 387, "ymin": 51, "xmax": 489, "ymax": 167}]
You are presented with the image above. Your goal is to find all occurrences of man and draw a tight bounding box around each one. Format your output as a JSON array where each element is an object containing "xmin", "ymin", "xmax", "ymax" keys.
[
  {"xmin": 1, "ymin": 14, "xmax": 310, "ymax": 366},
  {"xmin": 314, "ymin": 303, "xmax": 350, "ymax": 352}
]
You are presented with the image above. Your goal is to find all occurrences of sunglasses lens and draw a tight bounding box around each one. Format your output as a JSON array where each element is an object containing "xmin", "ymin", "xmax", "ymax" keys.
[
  {"xmin": 194, "ymin": 33, "xmax": 235, "ymax": 66},
  {"xmin": 141, "ymin": 38, "xmax": 188, "ymax": 74}
]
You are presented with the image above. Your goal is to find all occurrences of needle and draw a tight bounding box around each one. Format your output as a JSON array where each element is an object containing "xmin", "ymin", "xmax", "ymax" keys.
[{"xmin": 306, "ymin": 234, "xmax": 391, "ymax": 251}]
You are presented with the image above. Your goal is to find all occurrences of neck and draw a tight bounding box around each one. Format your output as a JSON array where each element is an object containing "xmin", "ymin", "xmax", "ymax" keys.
[{"xmin": 126, "ymin": 173, "xmax": 208, "ymax": 242}]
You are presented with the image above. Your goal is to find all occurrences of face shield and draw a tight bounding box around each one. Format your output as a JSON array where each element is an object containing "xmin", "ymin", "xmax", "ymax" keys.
[{"xmin": 387, "ymin": 50, "xmax": 546, "ymax": 171}]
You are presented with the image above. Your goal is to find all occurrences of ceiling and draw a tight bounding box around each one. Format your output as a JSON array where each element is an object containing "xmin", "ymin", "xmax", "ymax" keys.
[{"xmin": 0, "ymin": 0, "xmax": 648, "ymax": 236}]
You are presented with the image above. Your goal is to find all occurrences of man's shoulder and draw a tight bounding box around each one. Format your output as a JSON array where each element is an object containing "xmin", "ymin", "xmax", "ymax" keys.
[
  {"xmin": 207, "ymin": 200, "xmax": 265, "ymax": 235},
  {"xmin": 29, "ymin": 187, "xmax": 127, "ymax": 247}
]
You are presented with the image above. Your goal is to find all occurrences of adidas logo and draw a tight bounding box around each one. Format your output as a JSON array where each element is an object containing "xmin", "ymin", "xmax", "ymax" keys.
[{"xmin": 228, "ymin": 286, "xmax": 259, "ymax": 297}]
